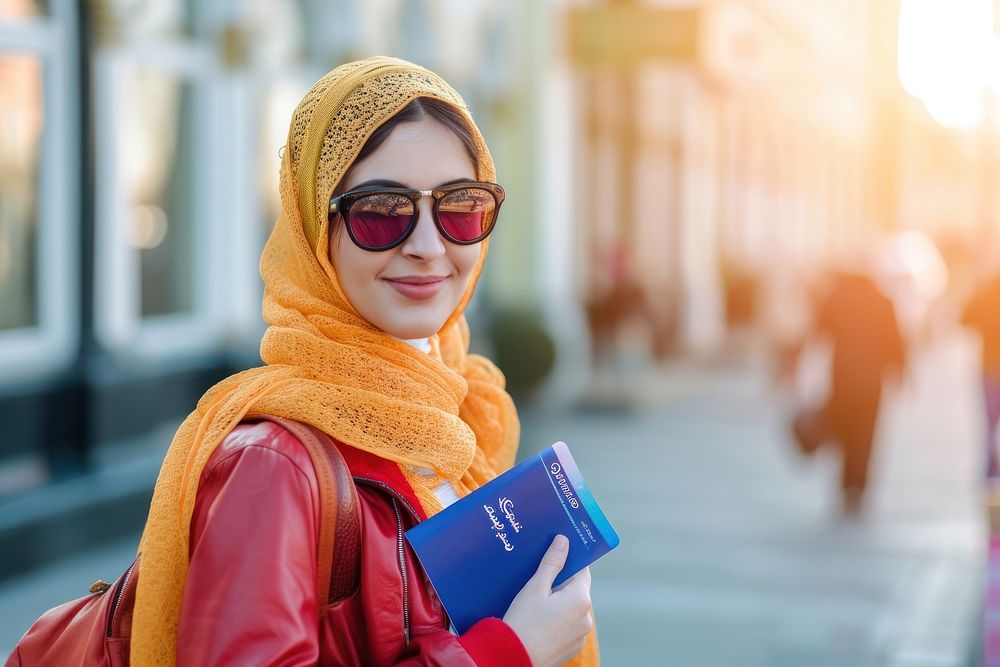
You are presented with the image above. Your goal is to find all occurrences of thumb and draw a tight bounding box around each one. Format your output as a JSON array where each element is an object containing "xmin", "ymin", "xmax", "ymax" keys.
[{"xmin": 531, "ymin": 534, "xmax": 570, "ymax": 590}]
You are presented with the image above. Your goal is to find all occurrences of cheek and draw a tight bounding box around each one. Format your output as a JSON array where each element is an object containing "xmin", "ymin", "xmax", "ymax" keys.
[
  {"xmin": 331, "ymin": 225, "xmax": 383, "ymax": 292},
  {"xmin": 452, "ymin": 245, "xmax": 482, "ymax": 278}
]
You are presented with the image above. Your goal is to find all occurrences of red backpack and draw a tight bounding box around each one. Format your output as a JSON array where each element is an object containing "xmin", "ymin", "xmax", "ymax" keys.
[{"xmin": 5, "ymin": 418, "xmax": 360, "ymax": 667}]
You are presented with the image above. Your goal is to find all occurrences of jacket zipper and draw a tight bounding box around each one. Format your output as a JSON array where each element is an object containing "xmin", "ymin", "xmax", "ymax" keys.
[
  {"xmin": 390, "ymin": 497, "xmax": 411, "ymax": 646},
  {"xmin": 106, "ymin": 557, "xmax": 137, "ymax": 637},
  {"xmin": 354, "ymin": 476, "xmax": 419, "ymax": 645}
]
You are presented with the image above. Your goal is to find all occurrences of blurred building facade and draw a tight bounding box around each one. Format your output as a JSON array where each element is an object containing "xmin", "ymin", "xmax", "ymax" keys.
[
  {"xmin": 534, "ymin": 0, "xmax": 907, "ymax": 374},
  {"xmin": 541, "ymin": 1, "xmax": 1000, "ymax": 383},
  {"xmin": 0, "ymin": 0, "xmax": 532, "ymax": 517}
]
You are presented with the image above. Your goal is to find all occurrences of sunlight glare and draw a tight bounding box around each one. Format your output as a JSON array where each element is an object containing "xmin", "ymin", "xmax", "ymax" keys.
[{"xmin": 898, "ymin": 0, "xmax": 998, "ymax": 129}]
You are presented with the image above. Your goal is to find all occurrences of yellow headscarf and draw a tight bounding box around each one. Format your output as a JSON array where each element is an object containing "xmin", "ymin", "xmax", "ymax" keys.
[{"xmin": 131, "ymin": 56, "xmax": 596, "ymax": 665}]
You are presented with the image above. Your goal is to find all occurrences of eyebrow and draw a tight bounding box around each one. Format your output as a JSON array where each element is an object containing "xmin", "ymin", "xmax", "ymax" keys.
[{"xmin": 349, "ymin": 177, "xmax": 476, "ymax": 190}]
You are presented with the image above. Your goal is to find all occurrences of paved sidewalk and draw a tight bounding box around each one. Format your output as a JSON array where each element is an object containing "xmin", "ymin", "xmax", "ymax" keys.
[
  {"xmin": 520, "ymin": 336, "xmax": 985, "ymax": 666},
  {"xmin": 0, "ymin": 336, "xmax": 987, "ymax": 665}
]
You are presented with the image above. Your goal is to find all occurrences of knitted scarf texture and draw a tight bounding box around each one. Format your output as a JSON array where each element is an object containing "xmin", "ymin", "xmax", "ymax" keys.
[{"xmin": 131, "ymin": 56, "xmax": 597, "ymax": 665}]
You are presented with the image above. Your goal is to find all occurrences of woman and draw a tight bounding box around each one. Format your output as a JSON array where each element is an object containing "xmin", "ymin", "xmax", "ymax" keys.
[{"xmin": 130, "ymin": 56, "xmax": 598, "ymax": 666}]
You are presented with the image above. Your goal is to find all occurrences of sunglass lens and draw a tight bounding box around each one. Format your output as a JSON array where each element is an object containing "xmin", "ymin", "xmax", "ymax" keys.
[
  {"xmin": 347, "ymin": 193, "xmax": 415, "ymax": 248},
  {"xmin": 438, "ymin": 188, "xmax": 495, "ymax": 242}
]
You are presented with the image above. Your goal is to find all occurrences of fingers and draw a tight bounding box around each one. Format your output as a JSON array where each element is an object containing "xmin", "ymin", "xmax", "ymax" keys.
[
  {"xmin": 555, "ymin": 565, "xmax": 591, "ymax": 594},
  {"xmin": 532, "ymin": 534, "xmax": 569, "ymax": 589},
  {"xmin": 565, "ymin": 566, "xmax": 591, "ymax": 588},
  {"xmin": 560, "ymin": 568, "xmax": 593, "ymax": 611}
]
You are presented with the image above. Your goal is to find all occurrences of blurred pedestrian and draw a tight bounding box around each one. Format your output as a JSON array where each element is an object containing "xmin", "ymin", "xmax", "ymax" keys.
[
  {"xmin": 961, "ymin": 271, "xmax": 1000, "ymax": 479},
  {"xmin": 585, "ymin": 244, "xmax": 646, "ymax": 367},
  {"xmin": 123, "ymin": 57, "xmax": 596, "ymax": 666},
  {"xmin": 794, "ymin": 270, "xmax": 906, "ymax": 516}
]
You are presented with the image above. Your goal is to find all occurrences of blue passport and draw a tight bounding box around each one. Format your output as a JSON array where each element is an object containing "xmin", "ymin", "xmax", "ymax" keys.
[{"xmin": 404, "ymin": 442, "xmax": 620, "ymax": 634}]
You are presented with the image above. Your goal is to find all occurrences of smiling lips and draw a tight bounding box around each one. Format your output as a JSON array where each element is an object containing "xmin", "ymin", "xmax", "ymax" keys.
[{"xmin": 384, "ymin": 275, "xmax": 448, "ymax": 300}]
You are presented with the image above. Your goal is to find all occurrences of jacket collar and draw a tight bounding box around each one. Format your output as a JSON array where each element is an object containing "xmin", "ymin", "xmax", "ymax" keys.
[{"xmin": 334, "ymin": 441, "xmax": 429, "ymax": 521}]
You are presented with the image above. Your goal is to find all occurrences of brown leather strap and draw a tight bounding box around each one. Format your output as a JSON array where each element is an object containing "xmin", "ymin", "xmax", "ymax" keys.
[{"xmin": 263, "ymin": 417, "xmax": 361, "ymax": 608}]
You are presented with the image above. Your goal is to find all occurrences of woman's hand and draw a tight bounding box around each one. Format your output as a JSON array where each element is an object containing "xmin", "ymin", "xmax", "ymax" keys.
[{"xmin": 503, "ymin": 535, "xmax": 593, "ymax": 667}]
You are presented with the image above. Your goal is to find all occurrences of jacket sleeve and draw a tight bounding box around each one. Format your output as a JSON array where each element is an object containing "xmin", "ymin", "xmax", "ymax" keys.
[
  {"xmin": 177, "ymin": 438, "xmax": 532, "ymax": 667},
  {"xmin": 177, "ymin": 444, "xmax": 322, "ymax": 666},
  {"xmin": 403, "ymin": 617, "xmax": 533, "ymax": 667}
]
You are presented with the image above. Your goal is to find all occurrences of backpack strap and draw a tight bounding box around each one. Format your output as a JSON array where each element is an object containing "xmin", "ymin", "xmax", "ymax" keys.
[{"xmin": 262, "ymin": 417, "xmax": 361, "ymax": 607}]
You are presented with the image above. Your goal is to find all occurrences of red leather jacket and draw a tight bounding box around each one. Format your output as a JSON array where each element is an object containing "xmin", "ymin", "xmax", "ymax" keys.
[{"xmin": 177, "ymin": 420, "xmax": 532, "ymax": 666}]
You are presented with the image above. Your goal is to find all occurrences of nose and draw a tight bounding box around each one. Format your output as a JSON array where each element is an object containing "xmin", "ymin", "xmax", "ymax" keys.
[{"xmin": 400, "ymin": 196, "xmax": 445, "ymax": 261}]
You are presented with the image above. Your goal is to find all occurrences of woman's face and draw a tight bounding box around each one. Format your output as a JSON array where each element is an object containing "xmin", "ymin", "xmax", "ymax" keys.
[{"xmin": 329, "ymin": 117, "xmax": 481, "ymax": 340}]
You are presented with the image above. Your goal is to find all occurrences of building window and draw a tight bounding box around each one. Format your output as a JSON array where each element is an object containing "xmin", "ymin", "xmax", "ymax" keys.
[
  {"xmin": 0, "ymin": 53, "xmax": 43, "ymax": 331},
  {"xmin": 118, "ymin": 68, "xmax": 197, "ymax": 318},
  {"xmin": 0, "ymin": 0, "xmax": 48, "ymax": 23},
  {"xmin": 0, "ymin": 3, "xmax": 78, "ymax": 385}
]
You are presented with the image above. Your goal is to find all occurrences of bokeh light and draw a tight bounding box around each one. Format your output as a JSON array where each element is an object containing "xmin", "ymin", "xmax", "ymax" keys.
[{"xmin": 898, "ymin": 0, "xmax": 998, "ymax": 128}]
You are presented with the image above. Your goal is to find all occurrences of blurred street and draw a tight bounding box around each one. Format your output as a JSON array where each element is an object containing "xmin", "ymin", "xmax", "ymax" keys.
[
  {"xmin": 521, "ymin": 333, "xmax": 986, "ymax": 666},
  {"xmin": 2, "ymin": 333, "xmax": 988, "ymax": 664}
]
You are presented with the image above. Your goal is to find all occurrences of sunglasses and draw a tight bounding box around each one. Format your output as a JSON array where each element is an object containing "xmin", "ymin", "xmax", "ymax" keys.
[{"xmin": 328, "ymin": 181, "xmax": 505, "ymax": 251}]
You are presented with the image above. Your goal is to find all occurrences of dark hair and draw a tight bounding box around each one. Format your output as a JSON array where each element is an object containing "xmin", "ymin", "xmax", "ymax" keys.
[{"xmin": 337, "ymin": 97, "xmax": 480, "ymax": 195}]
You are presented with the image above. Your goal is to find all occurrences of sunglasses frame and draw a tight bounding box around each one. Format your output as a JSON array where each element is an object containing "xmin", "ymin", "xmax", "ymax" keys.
[{"xmin": 328, "ymin": 181, "xmax": 505, "ymax": 251}]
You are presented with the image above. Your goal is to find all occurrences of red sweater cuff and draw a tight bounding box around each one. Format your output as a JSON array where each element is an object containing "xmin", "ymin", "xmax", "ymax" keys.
[{"xmin": 458, "ymin": 617, "xmax": 532, "ymax": 667}]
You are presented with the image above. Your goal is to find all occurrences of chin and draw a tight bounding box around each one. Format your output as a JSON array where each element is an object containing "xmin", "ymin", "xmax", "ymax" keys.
[{"xmin": 381, "ymin": 316, "xmax": 447, "ymax": 340}]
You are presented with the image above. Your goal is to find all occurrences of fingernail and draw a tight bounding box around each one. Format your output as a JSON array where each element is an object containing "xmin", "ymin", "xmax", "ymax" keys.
[{"xmin": 553, "ymin": 535, "xmax": 568, "ymax": 550}]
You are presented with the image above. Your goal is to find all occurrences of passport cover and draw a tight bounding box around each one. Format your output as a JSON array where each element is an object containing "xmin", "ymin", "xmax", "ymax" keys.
[{"xmin": 404, "ymin": 441, "xmax": 620, "ymax": 634}]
